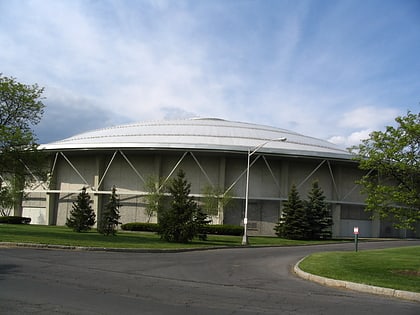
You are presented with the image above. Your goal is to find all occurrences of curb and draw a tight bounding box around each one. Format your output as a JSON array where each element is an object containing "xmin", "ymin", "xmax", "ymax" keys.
[
  {"xmin": 0, "ymin": 241, "xmax": 234, "ymax": 253},
  {"xmin": 294, "ymin": 257, "xmax": 420, "ymax": 303}
]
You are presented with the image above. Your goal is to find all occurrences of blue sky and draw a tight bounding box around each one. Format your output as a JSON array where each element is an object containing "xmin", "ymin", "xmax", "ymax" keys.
[{"xmin": 1, "ymin": 0, "xmax": 419, "ymax": 147}]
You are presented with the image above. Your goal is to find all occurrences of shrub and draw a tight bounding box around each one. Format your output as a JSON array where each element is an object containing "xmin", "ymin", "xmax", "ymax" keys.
[
  {"xmin": 201, "ymin": 224, "xmax": 244, "ymax": 236},
  {"xmin": 0, "ymin": 216, "xmax": 31, "ymax": 224},
  {"xmin": 121, "ymin": 222, "xmax": 243, "ymax": 236},
  {"xmin": 121, "ymin": 222, "xmax": 160, "ymax": 232}
]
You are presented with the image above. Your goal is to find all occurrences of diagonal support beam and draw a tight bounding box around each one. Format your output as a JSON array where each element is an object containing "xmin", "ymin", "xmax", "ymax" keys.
[
  {"xmin": 224, "ymin": 155, "xmax": 261, "ymax": 196},
  {"xmin": 18, "ymin": 159, "xmax": 48, "ymax": 190},
  {"xmin": 119, "ymin": 150, "xmax": 146, "ymax": 185},
  {"xmin": 327, "ymin": 160, "xmax": 340, "ymax": 199},
  {"xmin": 50, "ymin": 152, "xmax": 59, "ymax": 178},
  {"xmin": 60, "ymin": 152, "xmax": 90, "ymax": 187},
  {"xmin": 160, "ymin": 151, "xmax": 188, "ymax": 190},
  {"xmin": 262, "ymin": 156, "xmax": 280, "ymax": 190},
  {"xmin": 97, "ymin": 150, "xmax": 118, "ymax": 189},
  {"xmin": 296, "ymin": 160, "xmax": 326, "ymax": 189},
  {"xmin": 341, "ymin": 169, "xmax": 373, "ymax": 202},
  {"xmin": 190, "ymin": 152, "xmax": 214, "ymax": 188}
]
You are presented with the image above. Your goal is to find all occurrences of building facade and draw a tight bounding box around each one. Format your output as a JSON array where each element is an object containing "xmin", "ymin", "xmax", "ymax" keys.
[{"xmin": 22, "ymin": 118, "xmax": 411, "ymax": 237}]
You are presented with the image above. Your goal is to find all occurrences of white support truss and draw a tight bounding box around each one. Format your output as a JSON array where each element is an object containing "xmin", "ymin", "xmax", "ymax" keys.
[
  {"xmin": 119, "ymin": 150, "xmax": 146, "ymax": 185},
  {"xmin": 160, "ymin": 151, "xmax": 188, "ymax": 190},
  {"xmin": 59, "ymin": 152, "xmax": 91, "ymax": 188},
  {"xmin": 224, "ymin": 154, "xmax": 262, "ymax": 196},
  {"xmin": 189, "ymin": 152, "xmax": 215, "ymax": 188},
  {"xmin": 296, "ymin": 160, "xmax": 326, "ymax": 189},
  {"xmin": 97, "ymin": 150, "xmax": 118, "ymax": 189}
]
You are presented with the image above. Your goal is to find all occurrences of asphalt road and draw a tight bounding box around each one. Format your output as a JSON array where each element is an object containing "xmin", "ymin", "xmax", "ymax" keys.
[{"xmin": 1, "ymin": 240, "xmax": 419, "ymax": 315}]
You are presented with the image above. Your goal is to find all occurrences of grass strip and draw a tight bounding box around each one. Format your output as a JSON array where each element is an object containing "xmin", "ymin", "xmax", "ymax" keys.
[
  {"xmin": 299, "ymin": 246, "xmax": 420, "ymax": 293},
  {"xmin": 0, "ymin": 224, "xmax": 344, "ymax": 249}
]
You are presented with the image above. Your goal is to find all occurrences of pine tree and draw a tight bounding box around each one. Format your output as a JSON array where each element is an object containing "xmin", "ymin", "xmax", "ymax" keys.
[
  {"xmin": 274, "ymin": 184, "xmax": 309, "ymax": 240},
  {"xmin": 98, "ymin": 186, "xmax": 121, "ymax": 236},
  {"xmin": 306, "ymin": 181, "xmax": 332, "ymax": 239},
  {"xmin": 195, "ymin": 205, "xmax": 211, "ymax": 241},
  {"xmin": 158, "ymin": 169, "xmax": 208, "ymax": 243},
  {"xmin": 66, "ymin": 187, "xmax": 96, "ymax": 232}
]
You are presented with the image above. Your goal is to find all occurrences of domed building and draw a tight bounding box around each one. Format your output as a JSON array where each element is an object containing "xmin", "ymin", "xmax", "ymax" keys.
[{"xmin": 22, "ymin": 118, "xmax": 402, "ymax": 237}]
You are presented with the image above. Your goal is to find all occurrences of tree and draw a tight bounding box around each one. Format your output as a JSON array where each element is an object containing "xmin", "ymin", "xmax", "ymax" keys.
[
  {"xmin": 158, "ymin": 169, "xmax": 209, "ymax": 243},
  {"xmin": 98, "ymin": 186, "xmax": 121, "ymax": 236},
  {"xmin": 201, "ymin": 185, "xmax": 232, "ymax": 220},
  {"xmin": 274, "ymin": 184, "xmax": 310, "ymax": 240},
  {"xmin": 305, "ymin": 181, "xmax": 332, "ymax": 239},
  {"xmin": 144, "ymin": 175, "xmax": 166, "ymax": 223},
  {"xmin": 351, "ymin": 112, "xmax": 420, "ymax": 231},
  {"xmin": 194, "ymin": 202, "xmax": 211, "ymax": 241},
  {"xmin": 66, "ymin": 187, "xmax": 96, "ymax": 232},
  {"xmin": 0, "ymin": 180, "xmax": 16, "ymax": 216},
  {"xmin": 0, "ymin": 74, "xmax": 46, "ymax": 216}
]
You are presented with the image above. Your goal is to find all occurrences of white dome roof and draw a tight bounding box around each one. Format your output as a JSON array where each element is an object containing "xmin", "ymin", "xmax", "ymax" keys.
[{"xmin": 41, "ymin": 118, "xmax": 351, "ymax": 159}]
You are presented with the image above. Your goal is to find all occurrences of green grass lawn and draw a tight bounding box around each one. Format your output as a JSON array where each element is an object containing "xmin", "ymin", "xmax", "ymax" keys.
[
  {"xmin": 299, "ymin": 247, "xmax": 420, "ymax": 293},
  {"xmin": 0, "ymin": 224, "xmax": 343, "ymax": 249}
]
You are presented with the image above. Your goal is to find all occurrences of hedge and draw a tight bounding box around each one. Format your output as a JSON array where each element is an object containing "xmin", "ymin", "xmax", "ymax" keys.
[
  {"xmin": 0, "ymin": 216, "xmax": 31, "ymax": 224},
  {"xmin": 121, "ymin": 222, "xmax": 160, "ymax": 232},
  {"xmin": 201, "ymin": 224, "xmax": 244, "ymax": 236},
  {"xmin": 121, "ymin": 222, "xmax": 244, "ymax": 236}
]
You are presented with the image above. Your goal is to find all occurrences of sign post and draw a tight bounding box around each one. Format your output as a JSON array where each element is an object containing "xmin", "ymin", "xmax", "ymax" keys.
[{"xmin": 353, "ymin": 227, "xmax": 359, "ymax": 252}]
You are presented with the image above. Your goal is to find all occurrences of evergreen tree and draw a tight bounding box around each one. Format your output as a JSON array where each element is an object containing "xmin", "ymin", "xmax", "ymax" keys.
[
  {"xmin": 98, "ymin": 186, "xmax": 121, "ymax": 236},
  {"xmin": 195, "ymin": 204, "xmax": 211, "ymax": 241},
  {"xmin": 158, "ymin": 169, "xmax": 209, "ymax": 243},
  {"xmin": 306, "ymin": 181, "xmax": 332, "ymax": 239},
  {"xmin": 66, "ymin": 187, "xmax": 96, "ymax": 232},
  {"xmin": 274, "ymin": 184, "xmax": 309, "ymax": 239}
]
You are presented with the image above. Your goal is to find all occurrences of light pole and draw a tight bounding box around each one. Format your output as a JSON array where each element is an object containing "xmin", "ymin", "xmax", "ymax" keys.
[{"xmin": 242, "ymin": 137, "xmax": 287, "ymax": 245}]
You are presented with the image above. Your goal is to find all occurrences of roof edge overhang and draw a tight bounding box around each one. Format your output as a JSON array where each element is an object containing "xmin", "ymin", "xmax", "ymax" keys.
[{"xmin": 40, "ymin": 143, "xmax": 354, "ymax": 162}]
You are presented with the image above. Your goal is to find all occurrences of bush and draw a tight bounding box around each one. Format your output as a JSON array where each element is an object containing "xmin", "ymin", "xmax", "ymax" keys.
[
  {"xmin": 0, "ymin": 216, "xmax": 31, "ymax": 224},
  {"xmin": 121, "ymin": 222, "xmax": 243, "ymax": 236},
  {"xmin": 121, "ymin": 222, "xmax": 160, "ymax": 232},
  {"xmin": 201, "ymin": 224, "xmax": 244, "ymax": 236}
]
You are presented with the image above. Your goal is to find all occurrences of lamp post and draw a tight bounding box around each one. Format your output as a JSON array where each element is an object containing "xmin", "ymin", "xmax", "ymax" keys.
[{"xmin": 242, "ymin": 137, "xmax": 287, "ymax": 245}]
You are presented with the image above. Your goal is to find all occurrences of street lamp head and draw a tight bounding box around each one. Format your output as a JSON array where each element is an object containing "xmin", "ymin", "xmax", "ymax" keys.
[
  {"xmin": 249, "ymin": 137, "xmax": 287, "ymax": 155},
  {"xmin": 276, "ymin": 137, "xmax": 287, "ymax": 142}
]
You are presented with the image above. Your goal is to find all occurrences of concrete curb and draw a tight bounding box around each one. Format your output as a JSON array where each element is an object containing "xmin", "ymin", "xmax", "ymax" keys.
[
  {"xmin": 0, "ymin": 241, "xmax": 234, "ymax": 253},
  {"xmin": 294, "ymin": 257, "xmax": 420, "ymax": 303}
]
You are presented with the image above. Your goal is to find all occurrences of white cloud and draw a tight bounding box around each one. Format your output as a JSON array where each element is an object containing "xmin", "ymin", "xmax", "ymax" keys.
[
  {"xmin": 1, "ymin": 1, "xmax": 418, "ymax": 146},
  {"xmin": 339, "ymin": 106, "xmax": 400, "ymax": 129},
  {"xmin": 327, "ymin": 106, "xmax": 402, "ymax": 148},
  {"xmin": 328, "ymin": 129, "xmax": 373, "ymax": 148}
]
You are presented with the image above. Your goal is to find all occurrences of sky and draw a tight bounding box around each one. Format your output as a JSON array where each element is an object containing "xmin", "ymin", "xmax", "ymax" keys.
[{"xmin": 1, "ymin": 0, "xmax": 419, "ymax": 148}]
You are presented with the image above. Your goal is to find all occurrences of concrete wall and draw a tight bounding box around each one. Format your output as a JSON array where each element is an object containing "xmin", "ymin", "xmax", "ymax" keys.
[{"xmin": 22, "ymin": 149, "xmax": 396, "ymax": 237}]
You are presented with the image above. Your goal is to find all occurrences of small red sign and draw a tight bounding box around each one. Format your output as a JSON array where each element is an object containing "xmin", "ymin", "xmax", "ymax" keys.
[{"xmin": 353, "ymin": 227, "xmax": 359, "ymax": 235}]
